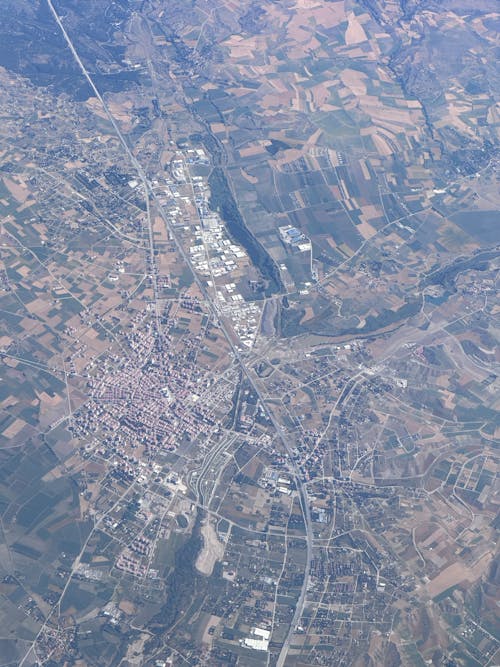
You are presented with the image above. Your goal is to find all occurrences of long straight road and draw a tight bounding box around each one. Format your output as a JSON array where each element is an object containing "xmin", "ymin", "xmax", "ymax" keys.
[{"xmin": 44, "ymin": 3, "xmax": 314, "ymax": 665}]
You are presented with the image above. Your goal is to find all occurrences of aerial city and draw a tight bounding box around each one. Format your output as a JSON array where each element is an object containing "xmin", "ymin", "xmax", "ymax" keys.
[{"xmin": 0, "ymin": 0, "xmax": 498, "ymax": 665}]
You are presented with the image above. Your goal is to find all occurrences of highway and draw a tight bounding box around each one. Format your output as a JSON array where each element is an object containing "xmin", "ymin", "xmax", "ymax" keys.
[{"xmin": 44, "ymin": 3, "xmax": 314, "ymax": 664}]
